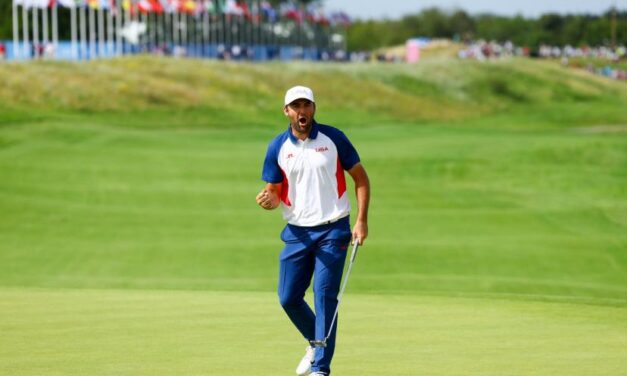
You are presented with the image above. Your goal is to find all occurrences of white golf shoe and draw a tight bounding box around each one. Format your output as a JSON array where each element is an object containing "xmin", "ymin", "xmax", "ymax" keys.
[{"xmin": 295, "ymin": 346, "xmax": 314, "ymax": 376}]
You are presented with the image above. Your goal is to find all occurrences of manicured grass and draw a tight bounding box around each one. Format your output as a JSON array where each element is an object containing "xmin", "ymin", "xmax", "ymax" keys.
[
  {"xmin": 0, "ymin": 58, "xmax": 626, "ymax": 375},
  {"xmin": 1, "ymin": 288, "xmax": 625, "ymax": 376},
  {"xmin": 0, "ymin": 121, "xmax": 625, "ymax": 304}
]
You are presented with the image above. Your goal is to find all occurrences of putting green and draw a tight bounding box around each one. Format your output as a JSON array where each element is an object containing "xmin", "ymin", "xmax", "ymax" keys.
[{"xmin": 1, "ymin": 288, "xmax": 625, "ymax": 375}]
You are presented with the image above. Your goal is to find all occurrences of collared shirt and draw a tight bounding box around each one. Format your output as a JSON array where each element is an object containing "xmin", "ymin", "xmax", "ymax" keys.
[{"xmin": 262, "ymin": 122, "xmax": 360, "ymax": 227}]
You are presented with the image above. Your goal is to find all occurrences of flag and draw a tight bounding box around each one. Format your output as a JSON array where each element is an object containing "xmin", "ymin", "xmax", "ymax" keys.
[
  {"xmin": 280, "ymin": 2, "xmax": 302, "ymax": 23},
  {"xmin": 122, "ymin": 0, "xmax": 137, "ymax": 13},
  {"xmin": 330, "ymin": 11, "xmax": 351, "ymax": 27},
  {"xmin": 261, "ymin": 1, "xmax": 276, "ymax": 23},
  {"xmin": 306, "ymin": 3, "xmax": 328, "ymax": 25},
  {"xmin": 137, "ymin": 0, "xmax": 151, "ymax": 12},
  {"xmin": 237, "ymin": 0, "xmax": 251, "ymax": 20},
  {"xmin": 31, "ymin": 0, "xmax": 51, "ymax": 7},
  {"xmin": 178, "ymin": 0, "xmax": 196, "ymax": 13},
  {"xmin": 138, "ymin": 0, "xmax": 163, "ymax": 13},
  {"xmin": 87, "ymin": 0, "xmax": 99, "ymax": 8},
  {"xmin": 57, "ymin": 0, "xmax": 77, "ymax": 6},
  {"xmin": 149, "ymin": 0, "xmax": 163, "ymax": 13},
  {"xmin": 224, "ymin": 0, "xmax": 241, "ymax": 15},
  {"xmin": 161, "ymin": 0, "xmax": 177, "ymax": 13}
]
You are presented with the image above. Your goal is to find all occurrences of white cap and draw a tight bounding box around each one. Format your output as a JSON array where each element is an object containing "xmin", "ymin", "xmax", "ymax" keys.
[{"xmin": 284, "ymin": 86, "xmax": 315, "ymax": 106}]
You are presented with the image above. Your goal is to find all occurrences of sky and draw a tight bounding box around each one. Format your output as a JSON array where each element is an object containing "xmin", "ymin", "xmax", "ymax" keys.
[{"xmin": 327, "ymin": 0, "xmax": 624, "ymax": 19}]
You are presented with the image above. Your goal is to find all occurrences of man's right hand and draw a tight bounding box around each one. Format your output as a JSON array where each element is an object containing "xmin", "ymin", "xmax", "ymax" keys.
[{"xmin": 256, "ymin": 188, "xmax": 280, "ymax": 210}]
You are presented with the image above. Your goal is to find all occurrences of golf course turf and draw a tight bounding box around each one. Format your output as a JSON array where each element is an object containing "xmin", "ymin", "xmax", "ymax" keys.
[{"xmin": 1, "ymin": 57, "xmax": 626, "ymax": 375}]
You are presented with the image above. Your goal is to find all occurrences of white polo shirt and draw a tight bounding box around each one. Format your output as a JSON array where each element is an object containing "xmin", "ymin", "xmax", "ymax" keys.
[{"xmin": 262, "ymin": 122, "xmax": 360, "ymax": 227}]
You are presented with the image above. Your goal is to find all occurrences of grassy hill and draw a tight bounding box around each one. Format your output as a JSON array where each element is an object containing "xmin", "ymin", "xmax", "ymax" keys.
[
  {"xmin": 1, "ymin": 56, "xmax": 626, "ymax": 127},
  {"xmin": 0, "ymin": 57, "xmax": 626, "ymax": 375}
]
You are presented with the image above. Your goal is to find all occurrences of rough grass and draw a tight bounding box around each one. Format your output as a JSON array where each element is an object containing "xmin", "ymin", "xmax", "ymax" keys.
[{"xmin": 1, "ymin": 57, "xmax": 625, "ymax": 128}]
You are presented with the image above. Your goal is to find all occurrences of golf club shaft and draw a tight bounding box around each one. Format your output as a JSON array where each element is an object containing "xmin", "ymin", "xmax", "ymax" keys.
[{"xmin": 322, "ymin": 239, "xmax": 359, "ymax": 343}]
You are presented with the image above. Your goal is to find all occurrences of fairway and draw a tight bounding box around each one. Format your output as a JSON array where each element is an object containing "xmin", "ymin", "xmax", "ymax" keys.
[{"xmin": 1, "ymin": 58, "xmax": 626, "ymax": 375}]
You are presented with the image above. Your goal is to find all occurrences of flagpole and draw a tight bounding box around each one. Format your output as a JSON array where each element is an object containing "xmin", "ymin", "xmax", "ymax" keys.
[
  {"xmin": 147, "ymin": 11, "xmax": 152, "ymax": 53},
  {"xmin": 181, "ymin": 12, "xmax": 187, "ymax": 54},
  {"xmin": 164, "ymin": 8, "xmax": 170, "ymax": 53},
  {"xmin": 161, "ymin": 8, "xmax": 166, "ymax": 53},
  {"xmin": 42, "ymin": 2, "xmax": 49, "ymax": 58},
  {"xmin": 124, "ymin": 0, "xmax": 130, "ymax": 56},
  {"xmin": 238, "ymin": 10, "xmax": 243, "ymax": 47},
  {"xmin": 79, "ymin": 3, "xmax": 86, "ymax": 59},
  {"xmin": 70, "ymin": 4, "xmax": 78, "ymax": 59},
  {"xmin": 107, "ymin": 1, "xmax": 114, "ymax": 57},
  {"xmin": 202, "ymin": 7, "xmax": 208, "ymax": 57},
  {"xmin": 41, "ymin": 5, "xmax": 48, "ymax": 58},
  {"xmin": 115, "ymin": 0, "xmax": 122, "ymax": 55},
  {"xmin": 52, "ymin": 1, "xmax": 59, "ymax": 59},
  {"xmin": 172, "ymin": 8, "xmax": 178, "ymax": 52},
  {"xmin": 151, "ymin": 11, "xmax": 157, "ymax": 53},
  {"xmin": 188, "ymin": 12, "xmax": 193, "ymax": 56},
  {"xmin": 219, "ymin": 6, "xmax": 225, "ymax": 48},
  {"xmin": 33, "ymin": 5, "xmax": 40, "ymax": 58},
  {"xmin": 223, "ymin": 10, "xmax": 227, "ymax": 47},
  {"xmin": 98, "ymin": 4, "xmax": 105, "ymax": 57},
  {"xmin": 89, "ymin": 3, "xmax": 96, "ymax": 58},
  {"xmin": 12, "ymin": 0, "xmax": 20, "ymax": 60},
  {"xmin": 157, "ymin": 10, "xmax": 162, "ymax": 53},
  {"xmin": 22, "ymin": 3, "xmax": 30, "ymax": 59},
  {"xmin": 194, "ymin": 11, "xmax": 200, "ymax": 57}
]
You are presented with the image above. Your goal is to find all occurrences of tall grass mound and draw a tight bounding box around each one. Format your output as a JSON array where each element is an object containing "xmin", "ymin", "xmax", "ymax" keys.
[{"xmin": 1, "ymin": 56, "xmax": 626, "ymax": 128}]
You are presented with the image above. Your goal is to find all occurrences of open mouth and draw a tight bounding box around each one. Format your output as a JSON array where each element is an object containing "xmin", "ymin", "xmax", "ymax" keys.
[{"xmin": 298, "ymin": 116, "xmax": 307, "ymax": 126}]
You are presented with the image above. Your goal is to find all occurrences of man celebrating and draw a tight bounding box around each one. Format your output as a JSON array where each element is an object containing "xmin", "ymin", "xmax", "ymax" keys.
[{"xmin": 256, "ymin": 86, "xmax": 370, "ymax": 376}]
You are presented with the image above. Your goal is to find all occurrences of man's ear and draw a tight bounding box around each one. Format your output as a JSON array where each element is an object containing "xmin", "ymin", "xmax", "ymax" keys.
[{"xmin": 283, "ymin": 106, "xmax": 289, "ymax": 116}]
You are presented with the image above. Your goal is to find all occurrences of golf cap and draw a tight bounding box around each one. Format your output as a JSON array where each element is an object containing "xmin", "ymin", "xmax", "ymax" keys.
[{"xmin": 284, "ymin": 86, "xmax": 315, "ymax": 106}]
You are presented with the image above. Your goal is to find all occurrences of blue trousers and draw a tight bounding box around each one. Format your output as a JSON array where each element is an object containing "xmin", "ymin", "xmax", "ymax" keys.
[{"xmin": 278, "ymin": 216, "xmax": 352, "ymax": 375}]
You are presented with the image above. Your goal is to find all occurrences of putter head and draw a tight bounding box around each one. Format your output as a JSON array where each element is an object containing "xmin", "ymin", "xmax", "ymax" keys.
[{"xmin": 309, "ymin": 339, "xmax": 327, "ymax": 348}]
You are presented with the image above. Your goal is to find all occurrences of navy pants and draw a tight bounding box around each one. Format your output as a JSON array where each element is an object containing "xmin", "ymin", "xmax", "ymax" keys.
[{"xmin": 278, "ymin": 216, "xmax": 352, "ymax": 375}]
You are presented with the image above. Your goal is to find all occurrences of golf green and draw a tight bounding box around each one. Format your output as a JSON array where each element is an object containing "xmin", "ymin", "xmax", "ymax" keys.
[{"xmin": 1, "ymin": 288, "xmax": 625, "ymax": 375}]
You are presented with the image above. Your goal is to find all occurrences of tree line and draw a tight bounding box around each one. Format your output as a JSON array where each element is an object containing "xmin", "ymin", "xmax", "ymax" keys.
[{"xmin": 347, "ymin": 7, "xmax": 626, "ymax": 52}]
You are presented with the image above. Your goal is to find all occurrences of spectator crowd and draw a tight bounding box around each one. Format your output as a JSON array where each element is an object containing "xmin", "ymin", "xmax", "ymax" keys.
[{"xmin": 458, "ymin": 40, "xmax": 626, "ymax": 81}]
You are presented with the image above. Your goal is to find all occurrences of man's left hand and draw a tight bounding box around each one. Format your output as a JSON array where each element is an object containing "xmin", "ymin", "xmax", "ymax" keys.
[{"xmin": 352, "ymin": 220, "xmax": 368, "ymax": 245}]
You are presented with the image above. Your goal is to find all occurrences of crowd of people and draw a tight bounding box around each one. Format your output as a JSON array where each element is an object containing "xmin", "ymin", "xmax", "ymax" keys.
[
  {"xmin": 458, "ymin": 40, "xmax": 529, "ymax": 60},
  {"xmin": 581, "ymin": 62, "xmax": 627, "ymax": 80},
  {"xmin": 538, "ymin": 44, "xmax": 626, "ymax": 60},
  {"xmin": 457, "ymin": 40, "xmax": 626, "ymax": 81},
  {"xmin": 539, "ymin": 44, "xmax": 626, "ymax": 81}
]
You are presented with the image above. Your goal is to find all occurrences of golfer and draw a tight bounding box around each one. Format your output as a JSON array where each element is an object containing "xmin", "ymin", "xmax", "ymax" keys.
[{"xmin": 256, "ymin": 86, "xmax": 370, "ymax": 376}]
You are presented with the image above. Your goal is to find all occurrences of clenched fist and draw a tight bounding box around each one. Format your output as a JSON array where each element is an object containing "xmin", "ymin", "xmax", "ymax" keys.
[{"xmin": 256, "ymin": 188, "xmax": 280, "ymax": 210}]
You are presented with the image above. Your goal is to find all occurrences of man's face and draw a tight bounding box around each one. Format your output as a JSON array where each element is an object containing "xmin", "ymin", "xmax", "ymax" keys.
[{"xmin": 284, "ymin": 99, "xmax": 316, "ymax": 136}]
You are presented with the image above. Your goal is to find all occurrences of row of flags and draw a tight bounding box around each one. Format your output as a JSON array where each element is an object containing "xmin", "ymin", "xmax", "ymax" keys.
[{"xmin": 13, "ymin": 0, "xmax": 352, "ymax": 26}]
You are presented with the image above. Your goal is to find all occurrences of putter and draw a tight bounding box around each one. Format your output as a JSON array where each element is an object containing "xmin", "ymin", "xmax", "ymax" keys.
[{"xmin": 310, "ymin": 239, "xmax": 360, "ymax": 348}]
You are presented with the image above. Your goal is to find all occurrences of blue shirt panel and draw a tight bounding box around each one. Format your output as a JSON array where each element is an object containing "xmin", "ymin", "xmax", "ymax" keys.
[
  {"xmin": 261, "ymin": 131, "xmax": 290, "ymax": 184},
  {"xmin": 316, "ymin": 123, "xmax": 360, "ymax": 170}
]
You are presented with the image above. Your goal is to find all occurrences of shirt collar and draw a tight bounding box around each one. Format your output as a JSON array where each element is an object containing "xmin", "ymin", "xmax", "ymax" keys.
[{"xmin": 287, "ymin": 121, "xmax": 319, "ymax": 144}]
